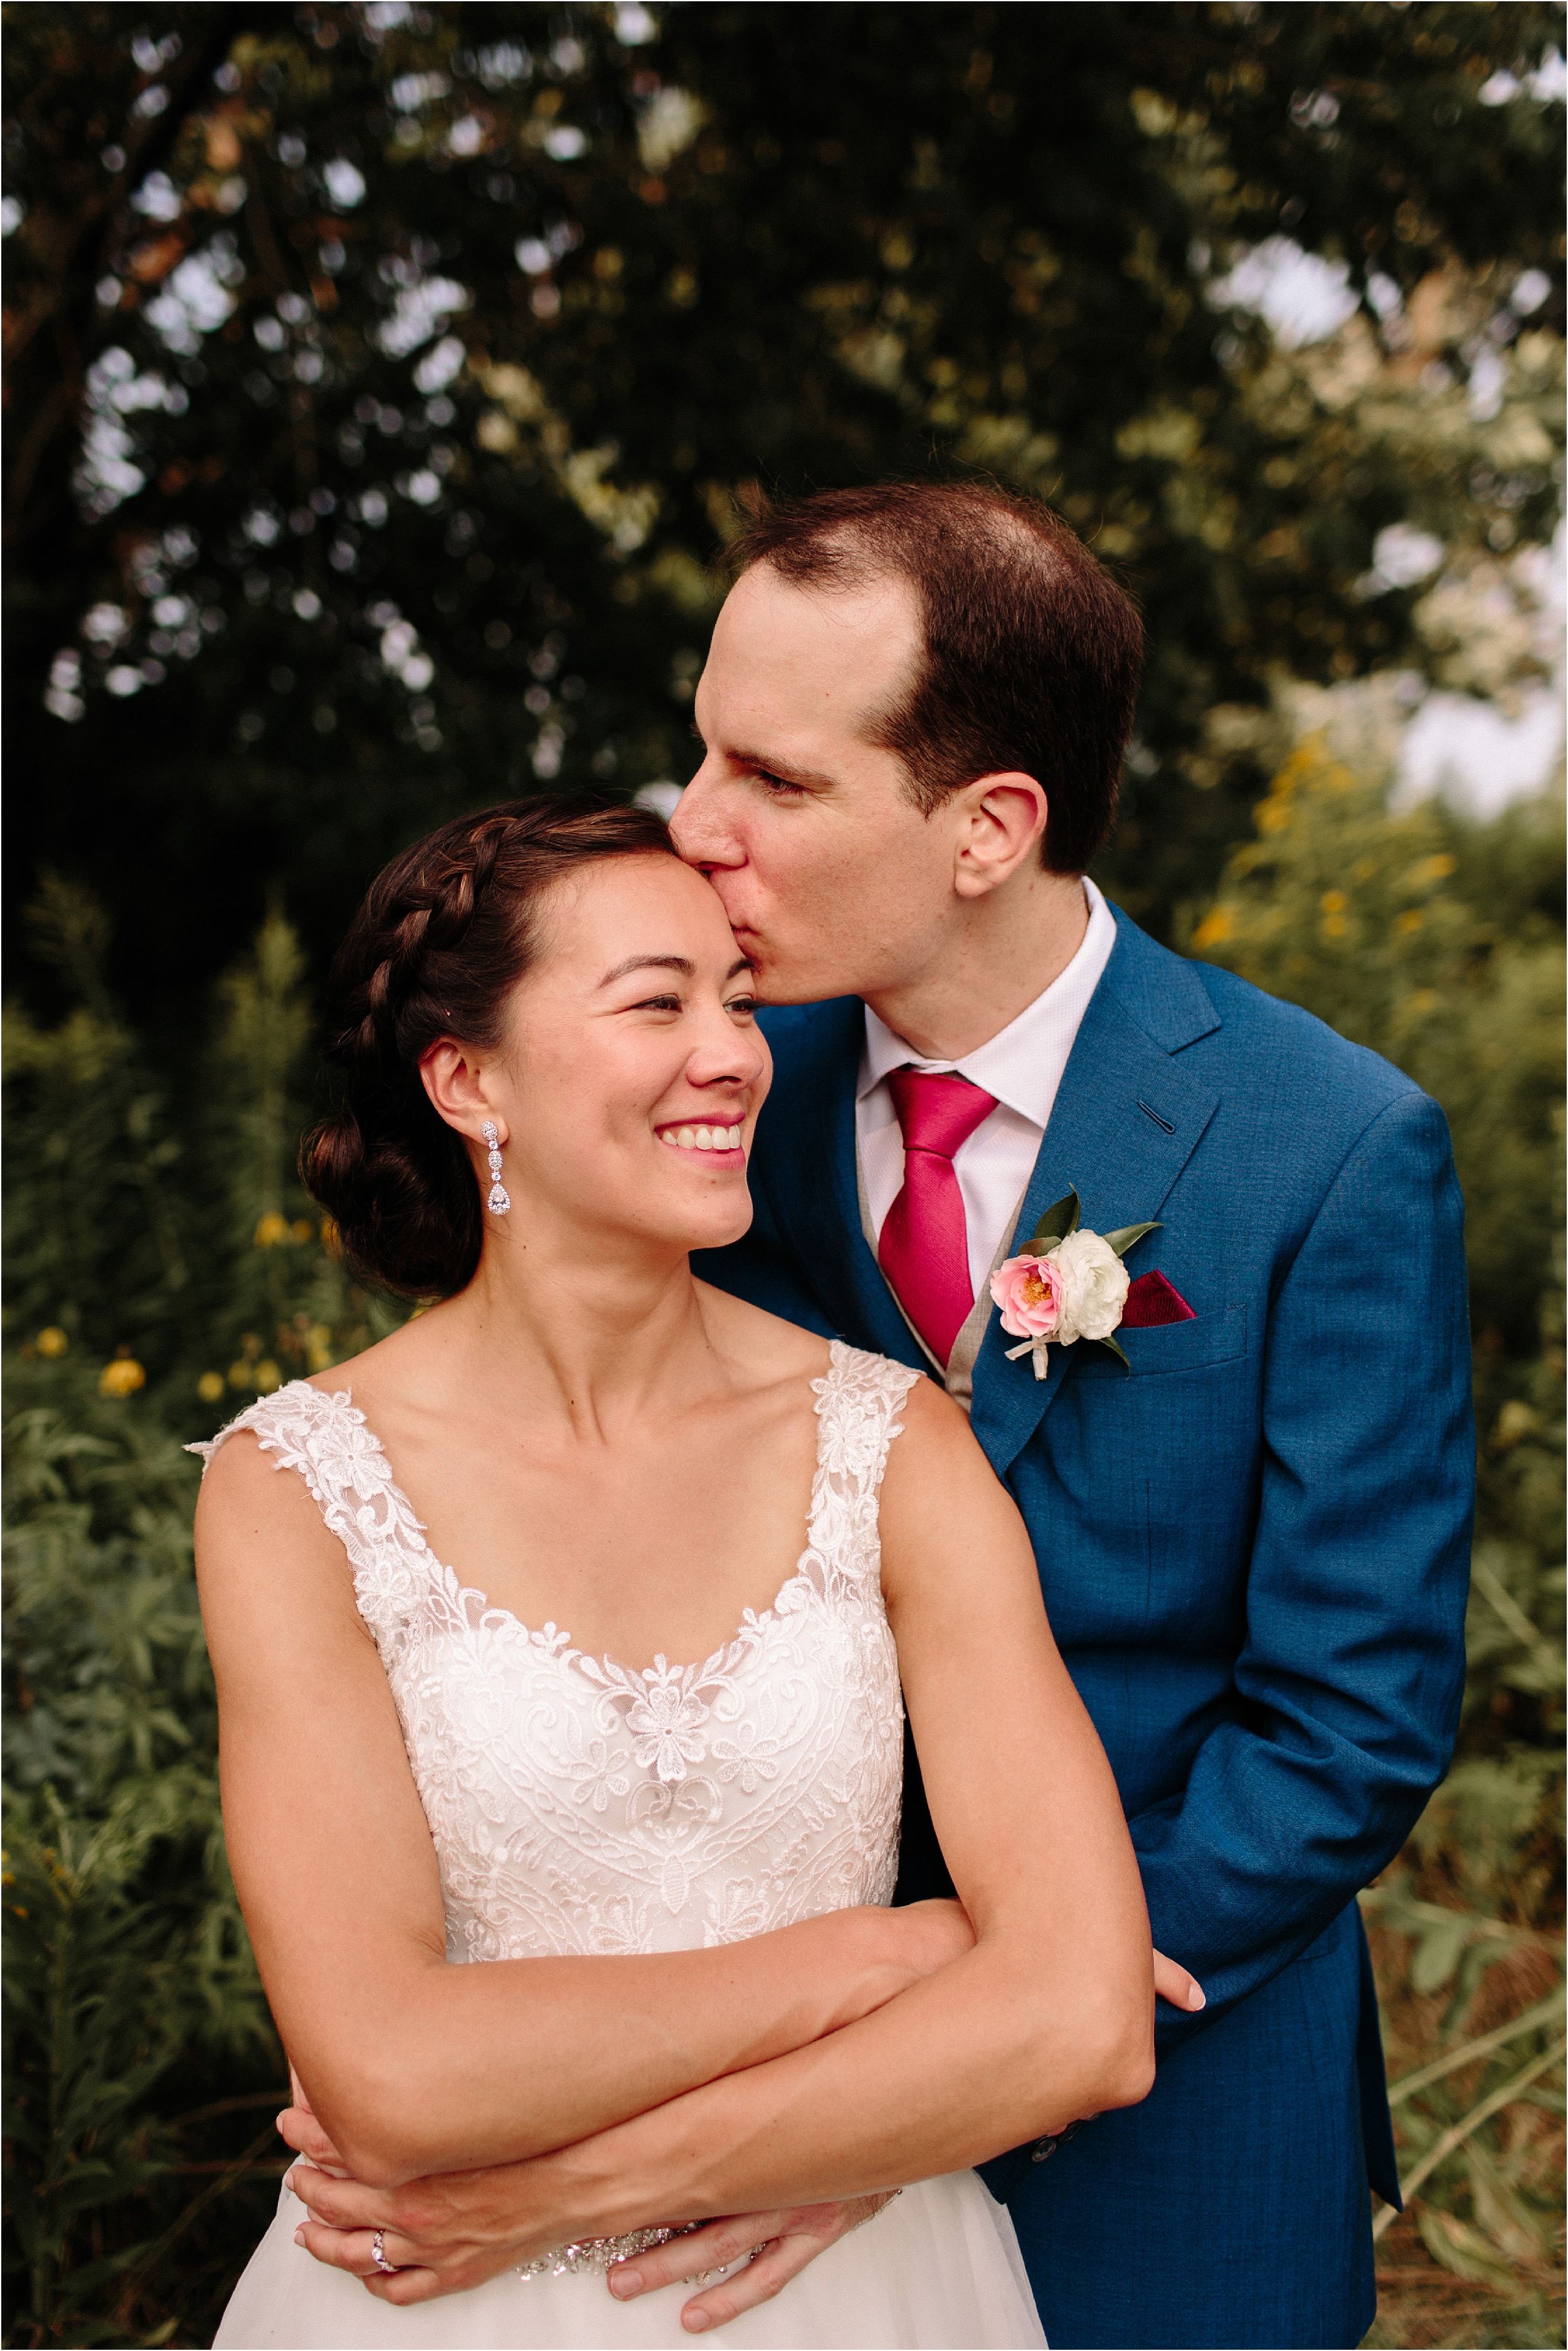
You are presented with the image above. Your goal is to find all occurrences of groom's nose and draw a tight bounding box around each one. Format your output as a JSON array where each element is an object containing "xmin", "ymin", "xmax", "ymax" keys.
[{"xmin": 669, "ymin": 766, "xmax": 743, "ymax": 869}]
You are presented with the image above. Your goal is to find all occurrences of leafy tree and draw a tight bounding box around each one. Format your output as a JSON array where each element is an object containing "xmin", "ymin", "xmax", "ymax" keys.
[{"xmin": 4, "ymin": 0, "xmax": 1562, "ymax": 1019}]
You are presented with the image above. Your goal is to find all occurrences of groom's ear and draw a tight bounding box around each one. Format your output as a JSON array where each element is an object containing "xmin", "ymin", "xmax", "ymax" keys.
[{"xmin": 951, "ymin": 773, "xmax": 1049, "ymax": 899}]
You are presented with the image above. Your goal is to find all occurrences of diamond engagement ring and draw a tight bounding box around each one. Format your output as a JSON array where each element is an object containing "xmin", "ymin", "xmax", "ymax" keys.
[{"xmin": 369, "ymin": 2229, "xmax": 399, "ymax": 2277}]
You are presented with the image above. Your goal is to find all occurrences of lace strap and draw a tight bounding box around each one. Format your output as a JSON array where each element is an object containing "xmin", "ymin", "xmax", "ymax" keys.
[
  {"xmin": 187, "ymin": 1382, "xmax": 430, "ymax": 1657},
  {"xmin": 189, "ymin": 1382, "xmax": 339, "ymax": 1506},
  {"xmin": 808, "ymin": 1344, "xmax": 921, "ymax": 1584}
]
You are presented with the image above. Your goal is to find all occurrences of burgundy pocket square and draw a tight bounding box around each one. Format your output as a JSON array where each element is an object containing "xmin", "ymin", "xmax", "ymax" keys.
[{"xmin": 1121, "ymin": 1271, "xmax": 1196, "ymax": 1329}]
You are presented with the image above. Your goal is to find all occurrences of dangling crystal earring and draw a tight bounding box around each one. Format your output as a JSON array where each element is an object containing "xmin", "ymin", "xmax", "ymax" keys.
[{"xmin": 481, "ymin": 1120, "xmax": 511, "ymax": 1216}]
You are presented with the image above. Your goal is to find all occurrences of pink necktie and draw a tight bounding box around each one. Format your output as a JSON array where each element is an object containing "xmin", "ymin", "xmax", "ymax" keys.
[{"xmin": 878, "ymin": 1069, "xmax": 999, "ymax": 1366}]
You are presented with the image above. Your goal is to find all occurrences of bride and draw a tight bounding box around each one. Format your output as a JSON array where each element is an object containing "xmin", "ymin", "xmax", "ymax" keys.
[{"xmin": 194, "ymin": 795, "xmax": 1187, "ymax": 2349}]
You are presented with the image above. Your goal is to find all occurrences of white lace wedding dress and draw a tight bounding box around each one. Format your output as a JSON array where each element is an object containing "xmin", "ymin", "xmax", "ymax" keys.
[{"xmin": 199, "ymin": 1342, "xmax": 1044, "ymax": 2349}]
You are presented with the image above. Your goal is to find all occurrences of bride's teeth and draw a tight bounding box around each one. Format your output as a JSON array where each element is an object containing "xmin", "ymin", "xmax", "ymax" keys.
[{"xmin": 662, "ymin": 1122, "xmax": 744, "ymax": 1150}]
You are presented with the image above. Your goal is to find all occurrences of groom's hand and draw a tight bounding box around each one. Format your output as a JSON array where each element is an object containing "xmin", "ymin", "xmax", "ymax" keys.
[
  {"xmin": 281, "ymin": 2128, "xmax": 890, "ymax": 2332},
  {"xmin": 605, "ymin": 2195, "xmax": 899, "ymax": 2332}
]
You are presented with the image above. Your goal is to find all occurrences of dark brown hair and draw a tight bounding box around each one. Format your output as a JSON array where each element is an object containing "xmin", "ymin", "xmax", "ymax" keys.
[
  {"xmin": 727, "ymin": 480, "xmax": 1143, "ymax": 873},
  {"xmin": 303, "ymin": 795, "xmax": 677, "ymax": 1298}
]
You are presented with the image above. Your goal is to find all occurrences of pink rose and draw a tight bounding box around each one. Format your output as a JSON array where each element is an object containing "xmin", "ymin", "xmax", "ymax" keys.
[{"xmin": 989, "ymin": 1253, "xmax": 1065, "ymax": 1340}]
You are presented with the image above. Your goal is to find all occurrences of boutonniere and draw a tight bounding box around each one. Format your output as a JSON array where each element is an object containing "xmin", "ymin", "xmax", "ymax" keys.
[{"xmin": 989, "ymin": 1189, "xmax": 1158, "ymax": 1380}]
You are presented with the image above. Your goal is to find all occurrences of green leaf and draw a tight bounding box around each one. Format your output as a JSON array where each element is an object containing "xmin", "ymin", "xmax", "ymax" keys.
[
  {"xmin": 1416, "ymin": 2207, "xmax": 1519, "ymax": 2292},
  {"xmin": 1088, "ymin": 1333, "xmax": 1131, "ymax": 1372},
  {"xmin": 1029, "ymin": 1189, "xmax": 1080, "ymax": 1249},
  {"xmin": 1102, "ymin": 1221, "xmax": 1160, "ymax": 1258},
  {"xmin": 1411, "ymin": 1918, "xmax": 1473, "ymax": 1995}
]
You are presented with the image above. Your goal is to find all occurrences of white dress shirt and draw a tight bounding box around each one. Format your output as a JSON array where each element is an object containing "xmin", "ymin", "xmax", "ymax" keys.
[{"xmin": 857, "ymin": 877, "xmax": 1118, "ymax": 1300}]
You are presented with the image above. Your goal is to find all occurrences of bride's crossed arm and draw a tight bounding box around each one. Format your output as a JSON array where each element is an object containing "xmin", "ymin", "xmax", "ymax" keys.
[{"xmin": 196, "ymin": 1423, "xmax": 972, "ymax": 2188}]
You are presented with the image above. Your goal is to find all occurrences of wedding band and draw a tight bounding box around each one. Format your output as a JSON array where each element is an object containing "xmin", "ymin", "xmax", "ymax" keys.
[{"xmin": 370, "ymin": 2228, "xmax": 398, "ymax": 2276}]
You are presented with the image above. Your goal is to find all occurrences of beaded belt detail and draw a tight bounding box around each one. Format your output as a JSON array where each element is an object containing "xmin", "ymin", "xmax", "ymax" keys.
[{"xmin": 517, "ymin": 2224, "xmax": 707, "ymax": 2283}]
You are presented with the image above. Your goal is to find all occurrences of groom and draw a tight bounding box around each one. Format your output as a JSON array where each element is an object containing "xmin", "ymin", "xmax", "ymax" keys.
[
  {"xmin": 669, "ymin": 481, "xmax": 1473, "ymax": 2348},
  {"xmin": 283, "ymin": 482, "xmax": 1471, "ymax": 2347}
]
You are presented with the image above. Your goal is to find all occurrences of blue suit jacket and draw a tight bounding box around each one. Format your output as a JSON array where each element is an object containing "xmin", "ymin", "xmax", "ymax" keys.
[{"xmin": 695, "ymin": 908, "xmax": 1473, "ymax": 2348}]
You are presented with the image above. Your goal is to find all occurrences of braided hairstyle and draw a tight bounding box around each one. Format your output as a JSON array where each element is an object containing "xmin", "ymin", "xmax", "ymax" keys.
[{"xmin": 303, "ymin": 795, "xmax": 677, "ymax": 1298}]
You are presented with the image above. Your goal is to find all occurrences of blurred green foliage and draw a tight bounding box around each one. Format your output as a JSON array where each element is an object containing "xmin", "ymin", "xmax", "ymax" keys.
[
  {"xmin": 3, "ymin": 900, "xmax": 405, "ymax": 2347},
  {"xmin": 3, "ymin": 0, "xmax": 1562, "ymax": 1013}
]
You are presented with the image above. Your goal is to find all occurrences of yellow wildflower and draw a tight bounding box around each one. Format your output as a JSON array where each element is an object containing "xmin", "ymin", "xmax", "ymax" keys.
[
  {"xmin": 254, "ymin": 1359, "xmax": 283, "ymax": 1394},
  {"xmin": 228, "ymin": 1361, "xmax": 255, "ymax": 1390},
  {"xmin": 197, "ymin": 1371, "xmax": 226, "ymax": 1403},
  {"xmin": 35, "ymin": 1327, "xmax": 68, "ymax": 1358},
  {"xmin": 291, "ymin": 1218, "xmax": 314, "ymax": 1244},
  {"xmin": 99, "ymin": 1357, "xmax": 147, "ymax": 1399},
  {"xmin": 1494, "ymin": 1401, "xmax": 1542, "ymax": 1448},
  {"xmin": 1395, "ymin": 908, "xmax": 1425, "ymax": 936},
  {"xmin": 320, "ymin": 1216, "xmax": 342, "ymax": 1254},
  {"xmin": 1319, "ymin": 891, "xmax": 1347, "ymax": 914},
  {"xmin": 254, "ymin": 1211, "xmax": 292, "ymax": 1248},
  {"xmin": 1192, "ymin": 906, "xmax": 1234, "ymax": 950}
]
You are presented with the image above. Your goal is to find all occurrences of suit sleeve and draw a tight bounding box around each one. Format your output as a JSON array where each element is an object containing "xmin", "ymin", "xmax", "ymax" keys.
[{"xmin": 1131, "ymin": 1090, "xmax": 1473, "ymax": 2051}]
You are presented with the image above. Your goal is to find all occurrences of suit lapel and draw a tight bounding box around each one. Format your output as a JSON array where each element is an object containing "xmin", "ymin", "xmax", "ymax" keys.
[
  {"xmin": 753, "ymin": 1002, "xmax": 926, "ymax": 1371},
  {"xmin": 970, "ymin": 922, "xmax": 1221, "ymax": 1477}
]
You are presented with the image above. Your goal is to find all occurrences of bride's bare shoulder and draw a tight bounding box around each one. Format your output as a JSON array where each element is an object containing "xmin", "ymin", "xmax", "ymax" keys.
[{"xmin": 694, "ymin": 1280, "xmax": 835, "ymax": 1382}]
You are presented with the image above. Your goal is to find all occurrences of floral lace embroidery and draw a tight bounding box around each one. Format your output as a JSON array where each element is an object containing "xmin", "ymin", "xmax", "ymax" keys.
[{"xmin": 192, "ymin": 1342, "xmax": 918, "ymax": 1960}]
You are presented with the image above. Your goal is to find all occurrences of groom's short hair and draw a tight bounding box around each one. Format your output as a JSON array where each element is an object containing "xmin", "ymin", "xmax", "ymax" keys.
[{"xmin": 727, "ymin": 480, "xmax": 1142, "ymax": 874}]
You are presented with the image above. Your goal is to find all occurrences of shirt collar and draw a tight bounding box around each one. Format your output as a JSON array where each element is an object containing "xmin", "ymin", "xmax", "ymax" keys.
[{"xmin": 858, "ymin": 878, "xmax": 1117, "ymax": 1128}]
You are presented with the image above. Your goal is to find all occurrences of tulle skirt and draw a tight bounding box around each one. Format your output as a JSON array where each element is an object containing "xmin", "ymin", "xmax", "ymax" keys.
[{"xmin": 214, "ymin": 2170, "xmax": 1046, "ymax": 2349}]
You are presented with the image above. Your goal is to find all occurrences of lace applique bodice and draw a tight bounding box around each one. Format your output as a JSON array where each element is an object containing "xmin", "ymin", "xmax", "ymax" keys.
[{"xmin": 194, "ymin": 1343, "xmax": 918, "ymax": 1962}]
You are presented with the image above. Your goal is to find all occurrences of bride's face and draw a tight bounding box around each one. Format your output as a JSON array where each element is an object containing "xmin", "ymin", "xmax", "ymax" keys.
[{"xmin": 485, "ymin": 854, "xmax": 770, "ymax": 1256}]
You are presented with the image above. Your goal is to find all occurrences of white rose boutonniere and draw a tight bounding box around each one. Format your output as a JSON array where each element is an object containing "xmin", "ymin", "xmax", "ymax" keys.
[{"xmin": 988, "ymin": 1188, "xmax": 1159, "ymax": 1381}]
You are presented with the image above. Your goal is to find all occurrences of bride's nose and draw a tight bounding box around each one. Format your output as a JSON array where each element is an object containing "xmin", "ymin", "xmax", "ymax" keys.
[{"xmin": 686, "ymin": 1010, "xmax": 768, "ymax": 1095}]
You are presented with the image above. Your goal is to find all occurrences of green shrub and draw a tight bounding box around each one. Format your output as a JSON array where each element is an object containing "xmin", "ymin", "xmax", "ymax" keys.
[{"xmin": 3, "ymin": 907, "xmax": 393, "ymax": 2347}]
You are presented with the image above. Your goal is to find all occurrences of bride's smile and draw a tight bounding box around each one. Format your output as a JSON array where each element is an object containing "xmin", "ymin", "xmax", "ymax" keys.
[{"xmin": 420, "ymin": 852, "xmax": 768, "ymax": 1265}]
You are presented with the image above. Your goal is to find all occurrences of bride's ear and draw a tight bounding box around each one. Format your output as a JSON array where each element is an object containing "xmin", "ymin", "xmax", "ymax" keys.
[{"xmin": 419, "ymin": 1040, "xmax": 506, "ymax": 1145}]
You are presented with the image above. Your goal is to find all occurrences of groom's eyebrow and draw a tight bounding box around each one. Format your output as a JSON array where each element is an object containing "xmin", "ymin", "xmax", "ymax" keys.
[
  {"xmin": 732, "ymin": 745, "xmax": 837, "ymax": 787},
  {"xmin": 692, "ymin": 723, "xmax": 835, "ymax": 789}
]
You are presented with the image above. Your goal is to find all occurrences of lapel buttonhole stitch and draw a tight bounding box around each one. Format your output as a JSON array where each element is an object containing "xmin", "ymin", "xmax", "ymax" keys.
[{"xmin": 1136, "ymin": 1098, "xmax": 1176, "ymax": 1134}]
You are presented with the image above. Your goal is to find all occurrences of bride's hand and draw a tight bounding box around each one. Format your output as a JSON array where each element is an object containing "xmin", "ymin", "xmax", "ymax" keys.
[
  {"xmin": 1153, "ymin": 1950, "xmax": 1205, "ymax": 2012},
  {"xmin": 278, "ymin": 2065, "xmax": 353, "ymax": 2177}
]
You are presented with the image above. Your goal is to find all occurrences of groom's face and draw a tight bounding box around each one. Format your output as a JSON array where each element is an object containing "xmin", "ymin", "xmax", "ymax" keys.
[{"xmin": 673, "ymin": 563, "xmax": 963, "ymax": 1003}]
